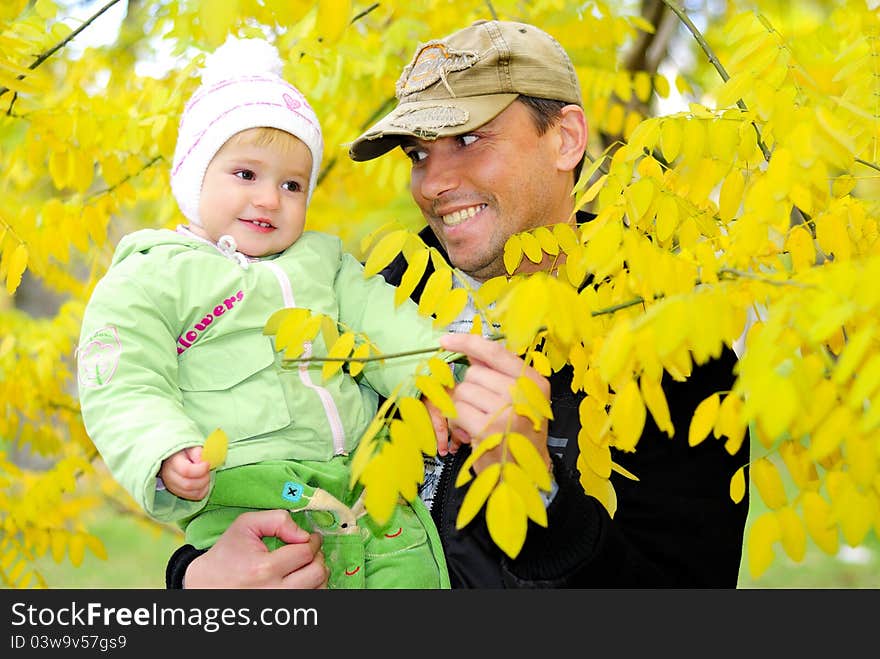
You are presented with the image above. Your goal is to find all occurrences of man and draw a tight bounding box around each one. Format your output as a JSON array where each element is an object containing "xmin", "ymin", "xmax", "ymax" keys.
[{"xmin": 166, "ymin": 19, "xmax": 748, "ymax": 589}]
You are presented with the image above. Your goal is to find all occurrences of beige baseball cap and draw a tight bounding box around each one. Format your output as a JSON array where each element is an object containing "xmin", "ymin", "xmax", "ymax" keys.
[{"xmin": 348, "ymin": 19, "xmax": 582, "ymax": 161}]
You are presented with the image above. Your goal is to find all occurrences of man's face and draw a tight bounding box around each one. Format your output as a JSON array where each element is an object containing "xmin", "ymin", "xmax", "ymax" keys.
[{"xmin": 403, "ymin": 101, "xmax": 575, "ymax": 282}]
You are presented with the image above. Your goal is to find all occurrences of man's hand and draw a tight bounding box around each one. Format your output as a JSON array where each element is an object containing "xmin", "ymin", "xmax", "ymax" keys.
[
  {"xmin": 184, "ymin": 510, "xmax": 329, "ymax": 589},
  {"xmin": 438, "ymin": 333, "xmax": 551, "ymax": 472}
]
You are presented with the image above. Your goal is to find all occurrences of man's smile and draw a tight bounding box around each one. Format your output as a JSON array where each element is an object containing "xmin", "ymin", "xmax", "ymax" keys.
[{"xmin": 439, "ymin": 203, "xmax": 487, "ymax": 226}]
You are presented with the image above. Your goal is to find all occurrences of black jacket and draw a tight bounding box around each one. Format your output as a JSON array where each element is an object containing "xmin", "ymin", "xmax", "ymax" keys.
[{"xmin": 166, "ymin": 222, "xmax": 748, "ymax": 588}]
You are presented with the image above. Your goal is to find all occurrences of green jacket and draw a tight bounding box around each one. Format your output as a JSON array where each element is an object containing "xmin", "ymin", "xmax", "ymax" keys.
[{"xmin": 77, "ymin": 228, "xmax": 443, "ymax": 523}]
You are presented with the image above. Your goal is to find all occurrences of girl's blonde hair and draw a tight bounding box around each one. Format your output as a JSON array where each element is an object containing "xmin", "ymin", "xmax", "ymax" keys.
[{"xmin": 226, "ymin": 126, "xmax": 305, "ymax": 155}]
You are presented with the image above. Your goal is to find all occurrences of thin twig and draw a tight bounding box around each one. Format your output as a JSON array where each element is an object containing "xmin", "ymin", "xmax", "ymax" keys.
[
  {"xmin": 86, "ymin": 155, "xmax": 162, "ymax": 201},
  {"xmin": 485, "ymin": 1, "xmax": 499, "ymax": 20},
  {"xmin": 351, "ymin": 2, "xmax": 380, "ymax": 23},
  {"xmin": 718, "ymin": 267, "xmax": 812, "ymax": 287},
  {"xmin": 1, "ymin": 0, "xmax": 124, "ymax": 107},
  {"xmin": 281, "ymin": 334, "xmax": 506, "ymax": 366},
  {"xmin": 856, "ymin": 157, "xmax": 880, "ymax": 173},
  {"xmin": 591, "ymin": 297, "xmax": 647, "ymax": 316}
]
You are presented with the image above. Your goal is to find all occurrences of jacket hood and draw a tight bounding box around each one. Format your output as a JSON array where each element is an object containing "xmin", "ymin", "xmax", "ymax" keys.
[{"xmin": 109, "ymin": 228, "xmax": 202, "ymax": 267}]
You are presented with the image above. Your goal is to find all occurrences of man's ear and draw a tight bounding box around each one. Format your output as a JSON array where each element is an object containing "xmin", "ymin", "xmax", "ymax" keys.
[{"xmin": 555, "ymin": 105, "xmax": 588, "ymax": 173}]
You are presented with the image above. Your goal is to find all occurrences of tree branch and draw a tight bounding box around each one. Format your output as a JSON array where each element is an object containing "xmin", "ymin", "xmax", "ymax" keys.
[{"xmin": 1, "ymin": 0, "xmax": 125, "ymax": 108}]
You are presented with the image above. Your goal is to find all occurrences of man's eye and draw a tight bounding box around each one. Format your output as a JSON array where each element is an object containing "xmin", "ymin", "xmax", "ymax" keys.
[
  {"xmin": 282, "ymin": 180, "xmax": 302, "ymax": 192},
  {"xmin": 404, "ymin": 149, "xmax": 427, "ymax": 164},
  {"xmin": 458, "ymin": 134, "xmax": 478, "ymax": 147},
  {"xmin": 234, "ymin": 170, "xmax": 256, "ymax": 181}
]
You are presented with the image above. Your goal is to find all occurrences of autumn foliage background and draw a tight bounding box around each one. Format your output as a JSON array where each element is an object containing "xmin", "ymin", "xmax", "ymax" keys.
[{"xmin": 2, "ymin": 0, "xmax": 879, "ymax": 588}]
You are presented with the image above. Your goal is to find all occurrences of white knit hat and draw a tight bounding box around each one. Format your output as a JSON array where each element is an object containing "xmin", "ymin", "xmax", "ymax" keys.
[{"xmin": 170, "ymin": 36, "xmax": 324, "ymax": 226}]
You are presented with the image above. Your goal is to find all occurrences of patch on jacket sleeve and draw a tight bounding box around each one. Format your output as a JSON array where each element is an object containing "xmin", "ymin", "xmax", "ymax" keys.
[{"xmin": 77, "ymin": 325, "xmax": 121, "ymax": 388}]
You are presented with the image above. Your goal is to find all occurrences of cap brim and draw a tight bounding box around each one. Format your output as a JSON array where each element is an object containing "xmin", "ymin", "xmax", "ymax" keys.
[{"xmin": 348, "ymin": 93, "xmax": 519, "ymax": 161}]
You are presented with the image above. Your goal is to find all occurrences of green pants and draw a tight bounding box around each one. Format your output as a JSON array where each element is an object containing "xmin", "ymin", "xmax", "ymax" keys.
[{"xmin": 184, "ymin": 458, "xmax": 450, "ymax": 589}]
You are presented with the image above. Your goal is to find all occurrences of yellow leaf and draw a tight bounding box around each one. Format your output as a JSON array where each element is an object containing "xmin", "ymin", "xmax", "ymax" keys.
[
  {"xmin": 323, "ymin": 331, "xmax": 356, "ymax": 381},
  {"xmin": 751, "ymin": 457, "xmax": 787, "ymax": 510},
  {"xmin": 5, "ymin": 243, "xmax": 27, "ymax": 295},
  {"xmin": 432, "ymin": 287, "xmax": 468, "ymax": 327},
  {"xmin": 581, "ymin": 433, "xmax": 612, "ymax": 478},
  {"xmin": 809, "ymin": 406, "xmax": 851, "ymax": 462},
  {"xmin": 730, "ymin": 465, "xmax": 747, "ymax": 503},
  {"xmin": 832, "ymin": 325, "xmax": 874, "ymax": 385},
  {"xmin": 359, "ymin": 220, "xmax": 402, "ymax": 255},
  {"xmin": 776, "ymin": 506, "xmax": 806, "ymax": 563},
  {"xmin": 50, "ymin": 530, "xmax": 66, "ymax": 563},
  {"xmin": 611, "ymin": 460, "xmax": 639, "ymax": 481},
  {"xmin": 503, "ymin": 235, "xmax": 523, "ymax": 274},
  {"xmin": 508, "ymin": 432, "xmax": 552, "ymax": 491},
  {"xmin": 199, "ymin": 0, "xmax": 240, "ymax": 46},
  {"xmin": 485, "ymin": 481, "xmax": 528, "ymax": 558},
  {"xmin": 202, "ymin": 428, "xmax": 228, "ymax": 469},
  {"xmin": 85, "ymin": 534, "xmax": 108, "ymax": 561},
  {"xmin": 785, "ymin": 225, "xmax": 816, "ymax": 273},
  {"xmin": 779, "ymin": 440, "xmax": 817, "ymax": 491},
  {"xmin": 502, "ymin": 463, "xmax": 548, "ymax": 527},
  {"xmin": 315, "ymin": 0, "xmax": 351, "ymax": 43},
  {"xmin": 475, "ymin": 275, "xmax": 509, "ymax": 307},
  {"xmin": 519, "ymin": 231, "xmax": 543, "ymax": 263},
  {"xmin": 320, "ymin": 315, "xmax": 340, "ymax": 351},
  {"xmin": 654, "ymin": 194, "xmax": 678, "ymax": 243},
  {"xmin": 363, "ymin": 229, "xmax": 408, "ymax": 278},
  {"xmin": 660, "ymin": 119, "xmax": 682, "ymax": 162},
  {"xmin": 361, "ymin": 452, "xmax": 398, "ymax": 525},
  {"xmin": 681, "ymin": 118, "xmax": 706, "ymax": 162},
  {"xmin": 640, "ymin": 376, "xmax": 674, "ymax": 437},
  {"xmin": 653, "ymin": 73, "xmax": 670, "ymax": 98},
  {"xmin": 718, "ymin": 169, "xmax": 745, "ymax": 221},
  {"xmin": 597, "ymin": 322, "xmax": 635, "ymax": 384},
  {"xmin": 456, "ymin": 463, "xmax": 501, "ymax": 529},
  {"xmin": 426, "ymin": 357, "xmax": 454, "ymax": 388},
  {"xmin": 623, "ymin": 178, "xmax": 655, "ymax": 224},
  {"xmin": 348, "ymin": 343, "xmax": 370, "ymax": 377},
  {"xmin": 831, "ymin": 174, "xmax": 856, "ymax": 198},
  {"xmin": 579, "ymin": 459, "xmax": 618, "ymax": 517},
  {"xmin": 528, "ymin": 350, "xmax": 552, "ymax": 377},
  {"xmin": 513, "ymin": 376, "xmax": 553, "ymax": 422},
  {"xmin": 747, "ymin": 511, "xmax": 780, "ymax": 579},
  {"xmin": 399, "ymin": 396, "xmax": 437, "ymax": 455},
  {"xmin": 458, "ymin": 433, "xmax": 505, "ymax": 486},
  {"xmin": 417, "ymin": 268, "xmax": 452, "ymax": 317},
  {"xmin": 415, "ymin": 374, "xmax": 456, "ymax": 418},
  {"xmin": 802, "ymin": 491, "xmax": 839, "ymax": 555},
  {"xmin": 552, "ymin": 222, "xmax": 580, "ymax": 254},
  {"xmin": 533, "ymin": 226, "xmax": 559, "ymax": 256},
  {"xmin": 576, "ymin": 173, "xmax": 607, "ymax": 207},
  {"xmin": 272, "ymin": 308, "xmax": 312, "ymax": 347},
  {"xmin": 394, "ymin": 247, "xmax": 429, "ymax": 307},
  {"xmin": 609, "ymin": 379, "xmax": 646, "ymax": 452},
  {"xmin": 688, "ymin": 393, "xmax": 721, "ymax": 446},
  {"xmin": 69, "ymin": 534, "xmax": 86, "ymax": 567},
  {"xmin": 634, "ymin": 71, "xmax": 652, "ymax": 103},
  {"xmin": 830, "ymin": 476, "xmax": 874, "ymax": 547},
  {"xmin": 388, "ymin": 420, "xmax": 423, "ymax": 495},
  {"xmin": 349, "ymin": 434, "xmax": 378, "ymax": 486}
]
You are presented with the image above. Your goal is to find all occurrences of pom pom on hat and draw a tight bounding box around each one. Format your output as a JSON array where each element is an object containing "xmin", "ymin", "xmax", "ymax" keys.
[
  {"xmin": 201, "ymin": 37, "xmax": 284, "ymax": 84},
  {"xmin": 170, "ymin": 36, "xmax": 323, "ymax": 226}
]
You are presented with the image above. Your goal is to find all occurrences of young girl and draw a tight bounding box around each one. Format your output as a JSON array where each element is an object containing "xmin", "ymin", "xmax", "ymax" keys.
[{"xmin": 76, "ymin": 37, "xmax": 450, "ymax": 589}]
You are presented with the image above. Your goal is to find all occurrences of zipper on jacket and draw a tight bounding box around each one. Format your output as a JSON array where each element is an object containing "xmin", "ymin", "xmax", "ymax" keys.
[
  {"xmin": 430, "ymin": 447, "xmax": 469, "ymax": 532},
  {"xmin": 262, "ymin": 260, "xmax": 347, "ymax": 455}
]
